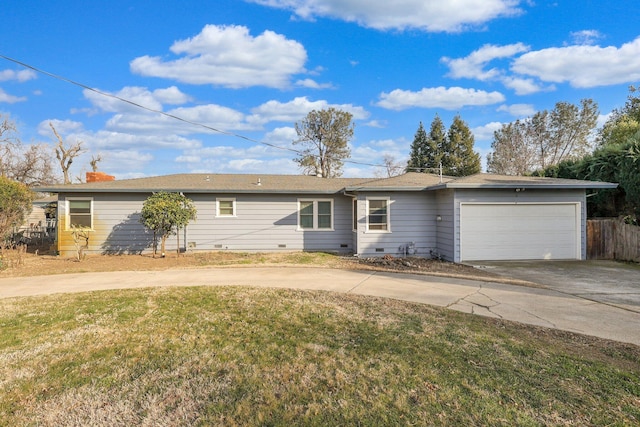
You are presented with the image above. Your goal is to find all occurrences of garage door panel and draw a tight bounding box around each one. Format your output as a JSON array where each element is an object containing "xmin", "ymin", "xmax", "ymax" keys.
[{"xmin": 461, "ymin": 203, "xmax": 578, "ymax": 261}]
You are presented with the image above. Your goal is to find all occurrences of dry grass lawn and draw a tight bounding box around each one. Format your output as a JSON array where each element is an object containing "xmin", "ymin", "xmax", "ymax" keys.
[
  {"xmin": 1, "ymin": 286, "xmax": 639, "ymax": 426},
  {"xmin": 1, "ymin": 250, "xmax": 638, "ymax": 425}
]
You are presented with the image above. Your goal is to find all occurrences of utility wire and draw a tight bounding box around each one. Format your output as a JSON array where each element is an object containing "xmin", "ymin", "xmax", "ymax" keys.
[{"xmin": 0, "ymin": 54, "xmax": 389, "ymax": 169}]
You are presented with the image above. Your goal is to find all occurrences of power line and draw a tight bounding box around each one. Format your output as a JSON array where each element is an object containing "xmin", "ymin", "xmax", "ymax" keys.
[{"xmin": 0, "ymin": 54, "xmax": 389, "ymax": 169}]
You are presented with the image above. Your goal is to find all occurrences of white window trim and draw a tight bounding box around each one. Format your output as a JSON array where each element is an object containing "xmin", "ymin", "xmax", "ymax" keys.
[
  {"xmin": 366, "ymin": 197, "xmax": 391, "ymax": 233},
  {"xmin": 66, "ymin": 197, "xmax": 94, "ymax": 231},
  {"xmin": 216, "ymin": 198, "xmax": 237, "ymax": 217},
  {"xmin": 297, "ymin": 199, "xmax": 334, "ymax": 231}
]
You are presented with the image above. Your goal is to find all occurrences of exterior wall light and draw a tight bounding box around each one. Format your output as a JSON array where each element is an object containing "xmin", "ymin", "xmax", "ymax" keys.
[{"xmin": 436, "ymin": 215, "xmax": 442, "ymax": 221}]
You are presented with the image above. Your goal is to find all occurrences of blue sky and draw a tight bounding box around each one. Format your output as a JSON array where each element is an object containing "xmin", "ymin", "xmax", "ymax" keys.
[{"xmin": 1, "ymin": 0, "xmax": 639, "ymax": 179}]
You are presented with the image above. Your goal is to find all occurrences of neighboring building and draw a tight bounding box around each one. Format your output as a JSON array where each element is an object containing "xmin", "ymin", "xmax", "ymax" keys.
[{"xmin": 37, "ymin": 172, "xmax": 616, "ymax": 262}]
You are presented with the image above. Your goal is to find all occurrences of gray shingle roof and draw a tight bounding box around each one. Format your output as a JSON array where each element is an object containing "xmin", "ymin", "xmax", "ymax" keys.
[
  {"xmin": 37, "ymin": 174, "xmax": 373, "ymax": 194},
  {"xmin": 36, "ymin": 172, "xmax": 617, "ymax": 194},
  {"xmin": 436, "ymin": 173, "xmax": 618, "ymax": 189}
]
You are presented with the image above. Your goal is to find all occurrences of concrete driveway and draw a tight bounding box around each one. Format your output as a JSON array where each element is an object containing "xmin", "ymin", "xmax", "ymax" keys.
[
  {"xmin": 1, "ymin": 266, "xmax": 639, "ymax": 346},
  {"xmin": 469, "ymin": 260, "xmax": 640, "ymax": 313}
]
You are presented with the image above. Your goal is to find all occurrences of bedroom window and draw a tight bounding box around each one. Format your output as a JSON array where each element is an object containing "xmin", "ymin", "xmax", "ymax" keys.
[
  {"xmin": 67, "ymin": 198, "xmax": 93, "ymax": 229},
  {"xmin": 216, "ymin": 198, "xmax": 236, "ymax": 217},
  {"xmin": 367, "ymin": 198, "xmax": 389, "ymax": 231},
  {"xmin": 298, "ymin": 199, "xmax": 333, "ymax": 230}
]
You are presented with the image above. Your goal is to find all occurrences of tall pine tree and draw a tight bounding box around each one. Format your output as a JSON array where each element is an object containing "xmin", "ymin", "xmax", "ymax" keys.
[
  {"xmin": 406, "ymin": 121, "xmax": 428, "ymax": 172},
  {"xmin": 408, "ymin": 115, "xmax": 481, "ymax": 176},
  {"xmin": 406, "ymin": 115, "xmax": 446, "ymax": 173},
  {"xmin": 442, "ymin": 115, "xmax": 481, "ymax": 176}
]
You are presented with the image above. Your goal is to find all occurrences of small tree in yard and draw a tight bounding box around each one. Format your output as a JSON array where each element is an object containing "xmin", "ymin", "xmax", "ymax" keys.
[
  {"xmin": 140, "ymin": 192, "xmax": 197, "ymax": 257},
  {"xmin": 70, "ymin": 225, "xmax": 90, "ymax": 261},
  {"xmin": 0, "ymin": 176, "xmax": 33, "ymax": 247}
]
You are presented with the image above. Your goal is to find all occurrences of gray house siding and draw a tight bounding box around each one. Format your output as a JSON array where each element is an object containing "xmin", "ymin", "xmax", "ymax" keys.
[
  {"xmin": 434, "ymin": 189, "xmax": 455, "ymax": 261},
  {"xmin": 355, "ymin": 192, "xmax": 437, "ymax": 258},
  {"xmin": 57, "ymin": 193, "xmax": 149, "ymax": 256},
  {"xmin": 57, "ymin": 192, "xmax": 355, "ymax": 256},
  {"xmin": 185, "ymin": 194, "xmax": 354, "ymax": 253},
  {"xmin": 452, "ymin": 188, "xmax": 587, "ymax": 262}
]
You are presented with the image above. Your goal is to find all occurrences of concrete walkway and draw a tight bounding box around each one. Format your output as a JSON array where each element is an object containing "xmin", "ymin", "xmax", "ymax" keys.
[{"xmin": 1, "ymin": 267, "xmax": 639, "ymax": 346}]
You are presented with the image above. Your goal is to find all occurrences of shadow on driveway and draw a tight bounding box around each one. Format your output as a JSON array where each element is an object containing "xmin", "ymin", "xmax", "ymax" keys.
[{"xmin": 470, "ymin": 260, "xmax": 640, "ymax": 312}]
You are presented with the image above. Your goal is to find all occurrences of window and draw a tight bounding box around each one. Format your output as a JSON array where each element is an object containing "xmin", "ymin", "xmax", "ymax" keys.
[
  {"xmin": 367, "ymin": 198, "xmax": 389, "ymax": 231},
  {"xmin": 216, "ymin": 198, "xmax": 236, "ymax": 217},
  {"xmin": 352, "ymin": 198, "xmax": 358, "ymax": 231},
  {"xmin": 298, "ymin": 199, "xmax": 333, "ymax": 230},
  {"xmin": 67, "ymin": 198, "xmax": 92, "ymax": 229}
]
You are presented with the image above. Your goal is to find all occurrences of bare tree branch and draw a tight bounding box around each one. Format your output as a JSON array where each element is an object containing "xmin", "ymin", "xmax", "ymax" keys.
[{"xmin": 50, "ymin": 122, "xmax": 85, "ymax": 184}]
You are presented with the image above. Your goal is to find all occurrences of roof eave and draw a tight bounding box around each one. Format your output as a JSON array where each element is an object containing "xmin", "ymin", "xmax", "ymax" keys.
[
  {"xmin": 344, "ymin": 186, "xmax": 431, "ymax": 192},
  {"xmin": 36, "ymin": 187, "xmax": 346, "ymax": 195},
  {"xmin": 444, "ymin": 183, "xmax": 619, "ymax": 190}
]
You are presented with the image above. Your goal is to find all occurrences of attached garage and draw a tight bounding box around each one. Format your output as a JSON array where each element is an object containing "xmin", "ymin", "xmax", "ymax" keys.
[{"xmin": 460, "ymin": 203, "xmax": 580, "ymax": 261}]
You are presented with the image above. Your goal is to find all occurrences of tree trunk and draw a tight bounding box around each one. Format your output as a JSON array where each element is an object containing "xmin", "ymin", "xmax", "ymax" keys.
[{"xmin": 176, "ymin": 227, "xmax": 180, "ymax": 257}]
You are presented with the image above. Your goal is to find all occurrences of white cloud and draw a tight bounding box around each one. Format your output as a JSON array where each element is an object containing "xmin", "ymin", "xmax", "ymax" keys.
[
  {"xmin": 130, "ymin": 24, "xmax": 308, "ymax": 89},
  {"xmin": 248, "ymin": 96, "xmax": 369, "ymax": 125},
  {"xmin": 442, "ymin": 42, "xmax": 529, "ymax": 80},
  {"xmin": 83, "ymin": 86, "xmax": 191, "ymax": 113},
  {"xmin": 512, "ymin": 36, "xmax": 640, "ymax": 88},
  {"xmin": 0, "ymin": 88, "xmax": 27, "ymax": 103},
  {"xmin": 38, "ymin": 119, "xmax": 84, "ymax": 136},
  {"xmin": 0, "ymin": 69, "xmax": 36, "ymax": 82},
  {"xmin": 497, "ymin": 103, "xmax": 535, "ymax": 117},
  {"xmin": 471, "ymin": 121, "xmax": 503, "ymax": 141},
  {"xmin": 249, "ymin": 0, "xmax": 523, "ymax": 32},
  {"xmin": 294, "ymin": 78, "xmax": 334, "ymax": 89},
  {"xmin": 376, "ymin": 86, "xmax": 505, "ymax": 110},
  {"xmin": 264, "ymin": 126, "xmax": 298, "ymax": 144},
  {"xmin": 500, "ymin": 76, "xmax": 551, "ymax": 95},
  {"xmin": 569, "ymin": 29, "xmax": 603, "ymax": 46},
  {"xmin": 177, "ymin": 144, "xmax": 299, "ymax": 174},
  {"xmin": 596, "ymin": 113, "xmax": 610, "ymax": 129},
  {"xmin": 364, "ymin": 119, "xmax": 386, "ymax": 128},
  {"xmin": 99, "ymin": 150, "xmax": 155, "ymax": 176}
]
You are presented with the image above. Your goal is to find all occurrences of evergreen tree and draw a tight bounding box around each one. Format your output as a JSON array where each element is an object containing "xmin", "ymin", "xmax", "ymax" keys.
[
  {"xmin": 443, "ymin": 115, "xmax": 481, "ymax": 176},
  {"xmin": 426, "ymin": 114, "xmax": 446, "ymax": 170},
  {"xmin": 406, "ymin": 115, "xmax": 446, "ymax": 173},
  {"xmin": 406, "ymin": 122, "xmax": 428, "ymax": 172}
]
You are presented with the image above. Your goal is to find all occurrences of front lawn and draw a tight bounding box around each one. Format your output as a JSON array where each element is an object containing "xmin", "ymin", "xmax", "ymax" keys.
[{"xmin": 1, "ymin": 286, "xmax": 638, "ymax": 426}]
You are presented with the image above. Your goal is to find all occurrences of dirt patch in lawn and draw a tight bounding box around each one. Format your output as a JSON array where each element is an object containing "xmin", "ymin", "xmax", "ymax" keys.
[{"xmin": 0, "ymin": 250, "xmax": 514, "ymax": 283}]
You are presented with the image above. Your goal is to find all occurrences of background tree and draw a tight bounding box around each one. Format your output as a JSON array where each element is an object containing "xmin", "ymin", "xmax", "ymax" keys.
[
  {"xmin": 486, "ymin": 120, "xmax": 538, "ymax": 175},
  {"xmin": 441, "ymin": 115, "xmax": 481, "ymax": 176},
  {"xmin": 408, "ymin": 115, "xmax": 479, "ymax": 176},
  {"xmin": 376, "ymin": 154, "xmax": 404, "ymax": 178},
  {"xmin": 598, "ymin": 86, "xmax": 640, "ymax": 147},
  {"xmin": 406, "ymin": 117, "xmax": 445, "ymax": 173},
  {"xmin": 0, "ymin": 115, "xmax": 57, "ymax": 186},
  {"xmin": 407, "ymin": 121, "xmax": 429, "ymax": 172},
  {"xmin": 89, "ymin": 154, "xmax": 102, "ymax": 172},
  {"xmin": 140, "ymin": 192, "xmax": 197, "ymax": 257},
  {"xmin": 50, "ymin": 122, "xmax": 85, "ymax": 184},
  {"xmin": 487, "ymin": 99, "xmax": 598, "ymax": 175},
  {"xmin": 293, "ymin": 108, "xmax": 353, "ymax": 178},
  {"xmin": 0, "ymin": 176, "xmax": 34, "ymax": 245}
]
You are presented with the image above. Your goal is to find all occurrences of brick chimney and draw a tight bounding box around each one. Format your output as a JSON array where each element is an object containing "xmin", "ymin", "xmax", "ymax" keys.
[{"xmin": 86, "ymin": 171, "xmax": 115, "ymax": 183}]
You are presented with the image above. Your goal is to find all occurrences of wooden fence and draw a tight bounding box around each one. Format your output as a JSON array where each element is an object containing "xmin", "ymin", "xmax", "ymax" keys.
[{"xmin": 587, "ymin": 219, "xmax": 640, "ymax": 262}]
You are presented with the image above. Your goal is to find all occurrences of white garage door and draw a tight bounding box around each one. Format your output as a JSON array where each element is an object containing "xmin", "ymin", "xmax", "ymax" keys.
[{"xmin": 460, "ymin": 203, "xmax": 579, "ymax": 261}]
